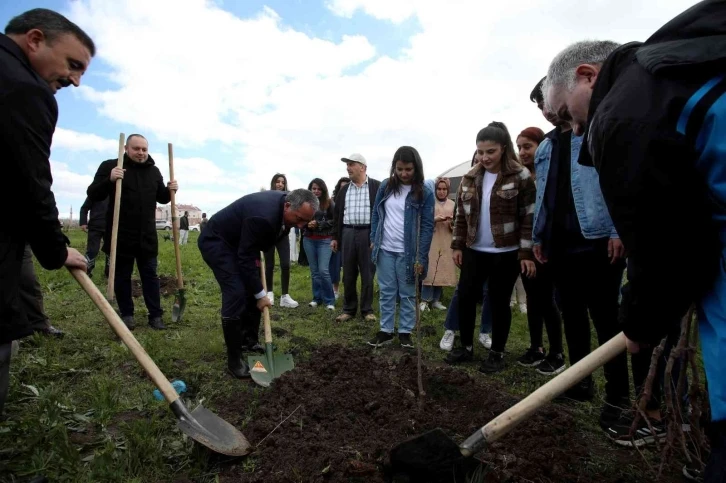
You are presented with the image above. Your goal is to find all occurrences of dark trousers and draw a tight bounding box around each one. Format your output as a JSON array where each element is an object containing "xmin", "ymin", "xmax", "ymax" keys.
[
  {"xmin": 521, "ymin": 260, "xmax": 563, "ymax": 354},
  {"xmin": 20, "ymin": 245, "xmax": 49, "ymax": 331},
  {"xmin": 341, "ymin": 226, "xmax": 375, "ymax": 316},
  {"xmin": 264, "ymin": 235, "xmax": 290, "ymax": 294},
  {"xmin": 86, "ymin": 229, "xmax": 108, "ymax": 276},
  {"xmin": 551, "ymin": 248, "xmax": 630, "ymax": 402},
  {"xmin": 0, "ymin": 342, "xmax": 10, "ymax": 416},
  {"xmin": 458, "ymin": 249, "xmax": 520, "ymax": 351},
  {"xmin": 199, "ymin": 232, "xmax": 261, "ymax": 339},
  {"xmin": 114, "ymin": 254, "xmax": 163, "ymax": 320}
]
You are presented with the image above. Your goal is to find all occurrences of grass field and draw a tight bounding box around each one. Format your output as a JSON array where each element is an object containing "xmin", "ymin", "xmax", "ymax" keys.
[{"xmin": 0, "ymin": 229, "xmax": 669, "ymax": 482}]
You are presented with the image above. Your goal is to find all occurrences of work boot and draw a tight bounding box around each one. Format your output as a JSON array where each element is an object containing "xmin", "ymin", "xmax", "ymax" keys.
[
  {"xmin": 148, "ymin": 317, "xmax": 166, "ymax": 330},
  {"xmin": 240, "ymin": 313, "xmax": 264, "ymax": 354},
  {"xmin": 222, "ymin": 318, "xmax": 250, "ymax": 378}
]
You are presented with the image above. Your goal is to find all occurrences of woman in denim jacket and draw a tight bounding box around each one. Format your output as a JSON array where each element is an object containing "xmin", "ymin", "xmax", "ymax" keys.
[{"xmin": 368, "ymin": 146, "xmax": 434, "ymax": 349}]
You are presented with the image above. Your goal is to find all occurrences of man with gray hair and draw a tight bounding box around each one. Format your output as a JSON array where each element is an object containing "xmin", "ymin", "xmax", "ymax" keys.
[
  {"xmin": 198, "ymin": 189, "xmax": 317, "ymax": 378},
  {"xmin": 544, "ymin": 1, "xmax": 725, "ymax": 478}
]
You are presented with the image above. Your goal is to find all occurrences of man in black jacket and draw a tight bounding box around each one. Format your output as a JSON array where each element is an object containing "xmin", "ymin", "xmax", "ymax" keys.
[
  {"xmin": 198, "ymin": 189, "xmax": 317, "ymax": 378},
  {"xmin": 331, "ymin": 154, "xmax": 381, "ymax": 323},
  {"xmin": 179, "ymin": 211, "xmax": 189, "ymax": 245},
  {"xmin": 79, "ymin": 195, "xmax": 109, "ymax": 277},
  {"xmin": 0, "ymin": 8, "xmax": 93, "ymax": 415},
  {"xmin": 87, "ymin": 134, "xmax": 179, "ymax": 331},
  {"xmin": 544, "ymin": 1, "xmax": 726, "ymax": 477}
]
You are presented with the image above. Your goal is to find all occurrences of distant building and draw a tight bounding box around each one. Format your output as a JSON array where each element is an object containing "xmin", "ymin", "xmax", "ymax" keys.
[{"xmin": 156, "ymin": 204, "xmax": 203, "ymax": 225}]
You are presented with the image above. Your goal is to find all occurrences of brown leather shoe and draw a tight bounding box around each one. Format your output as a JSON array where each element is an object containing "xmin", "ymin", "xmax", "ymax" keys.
[
  {"xmin": 364, "ymin": 313, "xmax": 377, "ymax": 322},
  {"xmin": 335, "ymin": 313, "xmax": 354, "ymax": 323}
]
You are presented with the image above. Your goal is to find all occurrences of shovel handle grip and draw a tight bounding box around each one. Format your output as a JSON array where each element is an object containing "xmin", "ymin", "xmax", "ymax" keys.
[
  {"xmin": 69, "ymin": 267, "xmax": 181, "ymax": 403},
  {"xmin": 107, "ymin": 133, "xmax": 125, "ymax": 300},
  {"xmin": 168, "ymin": 144, "xmax": 184, "ymax": 289},
  {"xmin": 460, "ymin": 332, "xmax": 627, "ymax": 457},
  {"xmin": 260, "ymin": 252, "xmax": 272, "ymax": 344}
]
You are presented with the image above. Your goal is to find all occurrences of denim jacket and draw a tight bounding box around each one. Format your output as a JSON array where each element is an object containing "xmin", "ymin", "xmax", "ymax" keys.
[
  {"xmin": 370, "ymin": 179, "xmax": 435, "ymax": 283},
  {"xmin": 532, "ymin": 132, "xmax": 618, "ymax": 246}
]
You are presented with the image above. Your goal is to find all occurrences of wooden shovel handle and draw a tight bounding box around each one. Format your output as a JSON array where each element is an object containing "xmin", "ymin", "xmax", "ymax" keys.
[
  {"xmin": 168, "ymin": 143, "xmax": 184, "ymax": 289},
  {"xmin": 107, "ymin": 133, "xmax": 125, "ymax": 300},
  {"xmin": 260, "ymin": 252, "xmax": 272, "ymax": 344},
  {"xmin": 460, "ymin": 332, "xmax": 627, "ymax": 456},
  {"xmin": 69, "ymin": 267, "xmax": 180, "ymax": 403}
]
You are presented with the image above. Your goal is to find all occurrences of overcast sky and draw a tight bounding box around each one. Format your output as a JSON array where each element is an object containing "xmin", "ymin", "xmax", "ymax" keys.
[{"xmin": 1, "ymin": 0, "xmax": 698, "ymax": 217}]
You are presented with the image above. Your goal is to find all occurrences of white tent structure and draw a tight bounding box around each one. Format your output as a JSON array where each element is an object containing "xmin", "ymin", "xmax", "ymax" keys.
[{"xmin": 437, "ymin": 160, "xmax": 472, "ymax": 199}]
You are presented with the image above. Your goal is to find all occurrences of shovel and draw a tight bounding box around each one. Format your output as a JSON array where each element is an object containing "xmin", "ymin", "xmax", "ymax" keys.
[
  {"xmin": 106, "ymin": 133, "xmax": 125, "ymax": 301},
  {"xmin": 388, "ymin": 332, "xmax": 627, "ymax": 481},
  {"xmin": 168, "ymin": 143, "xmax": 186, "ymax": 322},
  {"xmin": 68, "ymin": 267, "xmax": 251, "ymax": 456},
  {"xmin": 248, "ymin": 252, "xmax": 294, "ymax": 387}
]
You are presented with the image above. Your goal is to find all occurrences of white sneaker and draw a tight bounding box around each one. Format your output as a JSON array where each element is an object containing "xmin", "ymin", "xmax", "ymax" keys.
[
  {"xmin": 519, "ymin": 303, "xmax": 528, "ymax": 314},
  {"xmin": 309, "ymin": 301, "xmax": 318, "ymax": 308},
  {"xmin": 439, "ymin": 330, "xmax": 455, "ymax": 351},
  {"xmin": 432, "ymin": 301, "xmax": 447, "ymax": 310},
  {"xmin": 267, "ymin": 291, "xmax": 274, "ymax": 305},
  {"xmin": 280, "ymin": 294, "xmax": 299, "ymax": 308},
  {"xmin": 334, "ymin": 291, "xmax": 340, "ymax": 300},
  {"xmin": 479, "ymin": 332, "xmax": 492, "ymax": 349},
  {"xmin": 419, "ymin": 302, "xmax": 429, "ymax": 312},
  {"xmin": 326, "ymin": 305, "xmax": 335, "ymax": 311}
]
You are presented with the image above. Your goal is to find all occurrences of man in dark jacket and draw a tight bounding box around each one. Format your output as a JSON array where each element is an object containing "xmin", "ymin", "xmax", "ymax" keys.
[
  {"xmin": 544, "ymin": 1, "xmax": 726, "ymax": 478},
  {"xmin": 198, "ymin": 189, "xmax": 317, "ymax": 378},
  {"xmin": 87, "ymin": 134, "xmax": 179, "ymax": 331},
  {"xmin": 79, "ymin": 195, "xmax": 109, "ymax": 277},
  {"xmin": 331, "ymin": 154, "xmax": 381, "ymax": 323},
  {"xmin": 179, "ymin": 211, "xmax": 189, "ymax": 245},
  {"xmin": 0, "ymin": 8, "xmax": 93, "ymax": 415}
]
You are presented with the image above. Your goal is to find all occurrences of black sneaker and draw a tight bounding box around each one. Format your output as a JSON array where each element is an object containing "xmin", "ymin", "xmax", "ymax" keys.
[
  {"xmin": 517, "ymin": 347, "xmax": 545, "ymax": 367},
  {"xmin": 536, "ymin": 352, "xmax": 566, "ymax": 375},
  {"xmin": 444, "ymin": 346, "xmax": 473, "ymax": 364},
  {"xmin": 479, "ymin": 351, "xmax": 505, "ymax": 373},
  {"xmin": 148, "ymin": 317, "xmax": 167, "ymax": 330},
  {"xmin": 122, "ymin": 316, "xmax": 136, "ymax": 330},
  {"xmin": 605, "ymin": 415, "xmax": 666, "ymax": 447},
  {"xmin": 558, "ymin": 376, "xmax": 595, "ymax": 402},
  {"xmin": 367, "ymin": 331, "xmax": 394, "ymax": 347},
  {"xmin": 399, "ymin": 333, "xmax": 414, "ymax": 349},
  {"xmin": 599, "ymin": 396, "xmax": 630, "ymax": 431}
]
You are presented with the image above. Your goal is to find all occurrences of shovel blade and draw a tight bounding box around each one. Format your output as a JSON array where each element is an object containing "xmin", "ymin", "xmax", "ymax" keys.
[
  {"xmin": 171, "ymin": 289, "xmax": 186, "ymax": 323},
  {"xmin": 387, "ymin": 428, "xmax": 478, "ymax": 482},
  {"xmin": 247, "ymin": 346, "xmax": 294, "ymax": 388},
  {"xmin": 174, "ymin": 401, "xmax": 251, "ymax": 456}
]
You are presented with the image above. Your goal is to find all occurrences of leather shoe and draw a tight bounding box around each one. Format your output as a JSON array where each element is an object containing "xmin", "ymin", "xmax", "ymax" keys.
[
  {"xmin": 37, "ymin": 325, "xmax": 64, "ymax": 339},
  {"xmin": 148, "ymin": 317, "xmax": 166, "ymax": 330},
  {"xmin": 122, "ymin": 316, "xmax": 136, "ymax": 330}
]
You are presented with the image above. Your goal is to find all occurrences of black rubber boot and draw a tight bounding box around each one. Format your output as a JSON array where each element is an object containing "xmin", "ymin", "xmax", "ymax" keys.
[
  {"xmin": 221, "ymin": 318, "xmax": 250, "ymax": 378},
  {"xmin": 240, "ymin": 311, "xmax": 264, "ymax": 354}
]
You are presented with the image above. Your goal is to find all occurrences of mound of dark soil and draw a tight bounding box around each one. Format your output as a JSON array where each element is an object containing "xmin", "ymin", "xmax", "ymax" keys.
[{"xmin": 214, "ymin": 345, "xmax": 675, "ymax": 483}]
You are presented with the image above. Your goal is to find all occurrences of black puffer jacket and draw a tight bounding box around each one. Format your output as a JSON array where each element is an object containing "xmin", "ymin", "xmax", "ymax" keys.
[
  {"xmin": 304, "ymin": 201, "xmax": 336, "ymax": 238},
  {"xmin": 87, "ymin": 153, "xmax": 171, "ymax": 258}
]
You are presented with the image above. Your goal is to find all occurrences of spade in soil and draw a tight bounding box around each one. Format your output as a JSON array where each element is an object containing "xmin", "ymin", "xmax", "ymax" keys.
[
  {"xmin": 248, "ymin": 252, "xmax": 294, "ymax": 387},
  {"xmin": 69, "ymin": 267, "xmax": 251, "ymax": 457},
  {"xmin": 387, "ymin": 332, "xmax": 626, "ymax": 481}
]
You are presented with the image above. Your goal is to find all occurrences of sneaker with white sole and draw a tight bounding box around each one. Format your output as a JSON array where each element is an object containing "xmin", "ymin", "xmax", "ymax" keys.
[
  {"xmin": 267, "ymin": 291, "xmax": 274, "ymax": 305},
  {"xmin": 419, "ymin": 302, "xmax": 429, "ymax": 312},
  {"xmin": 367, "ymin": 331, "xmax": 394, "ymax": 347},
  {"xmin": 334, "ymin": 291, "xmax": 340, "ymax": 300},
  {"xmin": 519, "ymin": 303, "xmax": 528, "ymax": 314},
  {"xmin": 439, "ymin": 329, "xmax": 455, "ymax": 351},
  {"xmin": 326, "ymin": 305, "xmax": 335, "ymax": 311},
  {"xmin": 280, "ymin": 294, "xmax": 298, "ymax": 308},
  {"xmin": 432, "ymin": 301, "xmax": 447, "ymax": 310},
  {"xmin": 309, "ymin": 301, "xmax": 319, "ymax": 308},
  {"xmin": 478, "ymin": 332, "xmax": 492, "ymax": 349}
]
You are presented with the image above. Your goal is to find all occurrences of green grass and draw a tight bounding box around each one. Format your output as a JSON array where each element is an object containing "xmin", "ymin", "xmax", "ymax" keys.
[{"xmin": 0, "ymin": 229, "xmax": 659, "ymax": 482}]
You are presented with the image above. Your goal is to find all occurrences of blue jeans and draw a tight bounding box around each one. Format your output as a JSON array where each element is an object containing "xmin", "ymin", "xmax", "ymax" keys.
[
  {"xmin": 303, "ymin": 237, "xmax": 335, "ymax": 305},
  {"xmin": 329, "ymin": 248, "xmax": 342, "ymax": 285},
  {"xmin": 421, "ymin": 285, "xmax": 443, "ymax": 303},
  {"xmin": 443, "ymin": 281, "xmax": 492, "ymax": 334},
  {"xmin": 376, "ymin": 250, "xmax": 416, "ymax": 334}
]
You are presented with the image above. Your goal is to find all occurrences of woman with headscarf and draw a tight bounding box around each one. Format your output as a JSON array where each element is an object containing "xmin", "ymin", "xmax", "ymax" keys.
[{"xmin": 421, "ymin": 177, "xmax": 457, "ymax": 309}]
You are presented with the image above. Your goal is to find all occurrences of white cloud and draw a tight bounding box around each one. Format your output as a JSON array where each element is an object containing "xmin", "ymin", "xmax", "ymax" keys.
[
  {"xmin": 61, "ymin": 0, "xmax": 699, "ymax": 205},
  {"xmin": 52, "ymin": 127, "xmax": 119, "ymax": 153},
  {"xmin": 50, "ymin": 161, "xmax": 94, "ymax": 203}
]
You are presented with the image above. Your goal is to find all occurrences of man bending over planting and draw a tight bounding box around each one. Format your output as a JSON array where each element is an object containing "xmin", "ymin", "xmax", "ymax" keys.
[
  {"xmin": 198, "ymin": 189, "xmax": 317, "ymax": 378},
  {"xmin": 544, "ymin": 1, "xmax": 726, "ymax": 478}
]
